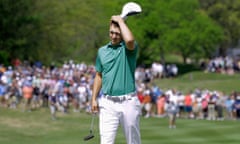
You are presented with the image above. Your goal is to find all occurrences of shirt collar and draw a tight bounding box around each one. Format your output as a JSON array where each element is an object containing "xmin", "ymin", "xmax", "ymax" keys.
[{"xmin": 107, "ymin": 41, "xmax": 124, "ymax": 48}]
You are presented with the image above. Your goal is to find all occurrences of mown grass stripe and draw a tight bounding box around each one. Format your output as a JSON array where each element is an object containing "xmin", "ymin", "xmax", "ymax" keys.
[{"xmin": 1, "ymin": 106, "xmax": 240, "ymax": 144}]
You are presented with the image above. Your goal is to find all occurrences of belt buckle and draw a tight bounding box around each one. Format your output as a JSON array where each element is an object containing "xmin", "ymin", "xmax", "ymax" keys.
[
  {"xmin": 116, "ymin": 96, "xmax": 124, "ymax": 102},
  {"xmin": 111, "ymin": 96, "xmax": 124, "ymax": 103},
  {"xmin": 117, "ymin": 97, "xmax": 121, "ymax": 102},
  {"xmin": 105, "ymin": 94, "xmax": 134, "ymax": 103}
]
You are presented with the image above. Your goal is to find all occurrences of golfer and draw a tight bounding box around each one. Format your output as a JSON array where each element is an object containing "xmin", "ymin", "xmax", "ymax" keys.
[{"xmin": 91, "ymin": 15, "xmax": 141, "ymax": 144}]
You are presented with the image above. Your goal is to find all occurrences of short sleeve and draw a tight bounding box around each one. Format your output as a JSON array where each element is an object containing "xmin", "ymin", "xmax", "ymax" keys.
[{"xmin": 95, "ymin": 53, "xmax": 102, "ymax": 72}]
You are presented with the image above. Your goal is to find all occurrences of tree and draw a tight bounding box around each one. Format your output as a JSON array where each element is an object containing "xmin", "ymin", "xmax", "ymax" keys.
[
  {"xmin": 165, "ymin": 10, "xmax": 224, "ymax": 62},
  {"xmin": 199, "ymin": 0, "xmax": 240, "ymax": 56},
  {"xmin": 131, "ymin": 0, "xmax": 224, "ymax": 65},
  {"xmin": 31, "ymin": 0, "xmax": 109, "ymax": 64},
  {"xmin": 0, "ymin": 0, "xmax": 227, "ymax": 66},
  {"xmin": 0, "ymin": 0, "xmax": 37, "ymax": 64}
]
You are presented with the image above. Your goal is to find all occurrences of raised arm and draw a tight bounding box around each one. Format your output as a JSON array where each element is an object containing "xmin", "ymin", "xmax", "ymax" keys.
[{"xmin": 111, "ymin": 15, "xmax": 135, "ymax": 50}]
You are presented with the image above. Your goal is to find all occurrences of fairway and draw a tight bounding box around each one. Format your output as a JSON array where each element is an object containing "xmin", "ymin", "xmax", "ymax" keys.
[{"xmin": 0, "ymin": 108, "xmax": 239, "ymax": 144}]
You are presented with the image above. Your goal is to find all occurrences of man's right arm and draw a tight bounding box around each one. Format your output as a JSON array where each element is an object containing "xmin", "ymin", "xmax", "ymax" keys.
[
  {"xmin": 91, "ymin": 72, "xmax": 102, "ymax": 113},
  {"xmin": 111, "ymin": 15, "xmax": 135, "ymax": 51}
]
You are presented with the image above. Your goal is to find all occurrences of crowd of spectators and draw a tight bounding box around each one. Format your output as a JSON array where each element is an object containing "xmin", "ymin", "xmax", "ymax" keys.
[
  {"xmin": 151, "ymin": 62, "xmax": 178, "ymax": 79},
  {"xmin": 137, "ymin": 86, "xmax": 240, "ymax": 120},
  {"xmin": 202, "ymin": 56, "xmax": 240, "ymax": 74},
  {"xmin": 0, "ymin": 60, "xmax": 95, "ymax": 116},
  {"xmin": 134, "ymin": 61, "xmax": 178, "ymax": 84},
  {"xmin": 0, "ymin": 59, "xmax": 240, "ymax": 121}
]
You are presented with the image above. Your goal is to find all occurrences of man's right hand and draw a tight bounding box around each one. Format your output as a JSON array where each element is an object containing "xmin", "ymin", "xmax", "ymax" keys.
[
  {"xmin": 111, "ymin": 15, "xmax": 124, "ymax": 24},
  {"xmin": 91, "ymin": 99, "xmax": 99, "ymax": 113}
]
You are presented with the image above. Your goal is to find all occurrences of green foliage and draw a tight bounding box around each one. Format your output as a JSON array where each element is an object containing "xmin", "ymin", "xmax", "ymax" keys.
[
  {"xmin": 175, "ymin": 63, "xmax": 200, "ymax": 74},
  {"xmin": 1, "ymin": 0, "xmax": 238, "ymax": 66},
  {"xmin": 31, "ymin": 0, "xmax": 109, "ymax": 64},
  {"xmin": 0, "ymin": 0, "xmax": 37, "ymax": 61},
  {"xmin": 134, "ymin": 0, "xmax": 224, "ymax": 64},
  {"xmin": 199, "ymin": 0, "xmax": 240, "ymax": 55},
  {"xmin": 0, "ymin": 50, "xmax": 9, "ymax": 65}
]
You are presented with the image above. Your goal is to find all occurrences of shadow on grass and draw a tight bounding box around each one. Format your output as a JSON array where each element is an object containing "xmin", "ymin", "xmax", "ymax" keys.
[{"xmin": 172, "ymin": 63, "xmax": 201, "ymax": 76}]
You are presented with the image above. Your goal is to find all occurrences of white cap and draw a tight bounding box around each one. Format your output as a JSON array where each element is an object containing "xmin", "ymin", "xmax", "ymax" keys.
[{"xmin": 120, "ymin": 2, "xmax": 142, "ymax": 19}]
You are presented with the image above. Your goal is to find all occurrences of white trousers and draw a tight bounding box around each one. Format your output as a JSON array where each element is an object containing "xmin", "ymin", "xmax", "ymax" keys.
[{"xmin": 98, "ymin": 95, "xmax": 141, "ymax": 144}]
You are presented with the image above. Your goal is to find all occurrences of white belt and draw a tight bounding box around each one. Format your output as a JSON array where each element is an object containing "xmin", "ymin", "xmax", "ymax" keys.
[{"xmin": 104, "ymin": 92, "xmax": 136, "ymax": 103}]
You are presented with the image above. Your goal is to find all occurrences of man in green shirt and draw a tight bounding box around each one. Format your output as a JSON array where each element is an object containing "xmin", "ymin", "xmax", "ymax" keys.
[{"xmin": 91, "ymin": 15, "xmax": 141, "ymax": 144}]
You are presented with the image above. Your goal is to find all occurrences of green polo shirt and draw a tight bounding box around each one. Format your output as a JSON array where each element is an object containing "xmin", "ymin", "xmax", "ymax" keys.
[{"xmin": 95, "ymin": 41, "xmax": 138, "ymax": 96}]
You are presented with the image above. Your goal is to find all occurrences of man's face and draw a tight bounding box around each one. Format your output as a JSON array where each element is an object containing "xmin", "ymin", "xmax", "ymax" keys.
[{"xmin": 109, "ymin": 24, "xmax": 122, "ymax": 45}]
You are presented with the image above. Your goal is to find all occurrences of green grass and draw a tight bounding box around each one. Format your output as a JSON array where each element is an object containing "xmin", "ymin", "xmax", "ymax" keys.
[
  {"xmin": 153, "ymin": 71, "xmax": 240, "ymax": 94},
  {"xmin": 0, "ymin": 107, "xmax": 240, "ymax": 144}
]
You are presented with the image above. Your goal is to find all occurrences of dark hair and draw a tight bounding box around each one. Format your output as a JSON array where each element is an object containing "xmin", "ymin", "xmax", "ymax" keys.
[{"xmin": 111, "ymin": 20, "xmax": 119, "ymax": 27}]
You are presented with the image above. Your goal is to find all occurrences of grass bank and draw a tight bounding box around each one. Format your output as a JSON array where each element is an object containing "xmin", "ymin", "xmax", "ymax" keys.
[
  {"xmin": 0, "ymin": 108, "xmax": 240, "ymax": 144},
  {"xmin": 153, "ymin": 71, "xmax": 240, "ymax": 94}
]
